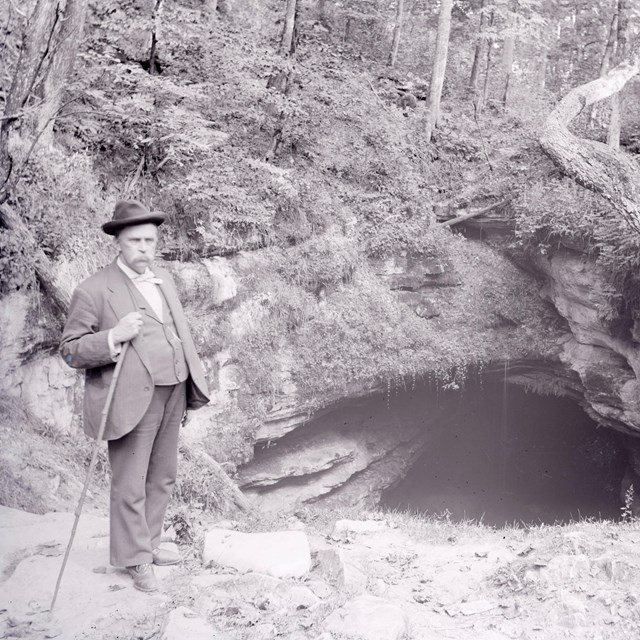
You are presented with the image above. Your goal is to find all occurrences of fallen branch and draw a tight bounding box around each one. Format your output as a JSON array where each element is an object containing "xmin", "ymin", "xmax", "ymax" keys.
[
  {"xmin": 439, "ymin": 198, "xmax": 512, "ymax": 227},
  {"xmin": 367, "ymin": 79, "xmax": 391, "ymax": 114}
]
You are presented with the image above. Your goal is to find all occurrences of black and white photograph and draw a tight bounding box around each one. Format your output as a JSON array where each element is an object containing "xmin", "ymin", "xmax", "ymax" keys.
[{"xmin": 1, "ymin": 0, "xmax": 640, "ymax": 638}]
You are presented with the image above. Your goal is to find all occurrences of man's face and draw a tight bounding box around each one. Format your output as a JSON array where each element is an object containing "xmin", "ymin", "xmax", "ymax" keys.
[{"xmin": 116, "ymin": 223, "xmax": 158, "ymax": 274}]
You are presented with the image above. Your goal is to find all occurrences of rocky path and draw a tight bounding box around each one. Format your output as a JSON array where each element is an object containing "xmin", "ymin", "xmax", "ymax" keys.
[{"xmin": 1, "ymin": 506, "xmax": 640, "ymax": 639}]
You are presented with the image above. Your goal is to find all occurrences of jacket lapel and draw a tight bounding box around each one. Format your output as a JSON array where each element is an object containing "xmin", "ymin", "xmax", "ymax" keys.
[
  {"xmin": 106, "ymin": 259, "xmax": 153, "ymax": 374},
  {"xmin": 152, "ymin": 264, "xmax": 210, "ymax": 402}
]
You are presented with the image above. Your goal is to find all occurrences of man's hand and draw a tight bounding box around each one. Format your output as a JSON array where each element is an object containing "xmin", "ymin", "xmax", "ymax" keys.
[
  {"xmin": 181, "ymin": 410, "xmax": 193, "ymax": 427},
  {"xmin": 111, "ymin": 312, "xmax": 143, "ymax": 344}
]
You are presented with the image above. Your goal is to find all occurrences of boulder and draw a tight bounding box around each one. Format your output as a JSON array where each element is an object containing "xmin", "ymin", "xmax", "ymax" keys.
[
  {"xmin": 314, "ymin": 549, "xmax": 368, "ymax": 593},
  {"xmin": 202, "ymin": 529, "xmax": 311, "ymax": 578},
  {"xmin": 324, "ymin": 596, "xmax": 408, "ymax": 640}
]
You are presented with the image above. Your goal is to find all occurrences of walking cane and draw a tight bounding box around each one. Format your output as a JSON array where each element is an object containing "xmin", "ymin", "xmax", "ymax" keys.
[{"xmin": 50, "ymin": 341, "xmax": 130, "ymax": 612}]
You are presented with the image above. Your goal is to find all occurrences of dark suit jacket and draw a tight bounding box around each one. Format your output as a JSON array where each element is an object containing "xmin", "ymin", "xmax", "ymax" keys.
[{"xmin": 60, "ymin": 259, "xmax": 210, "ymax": 440}]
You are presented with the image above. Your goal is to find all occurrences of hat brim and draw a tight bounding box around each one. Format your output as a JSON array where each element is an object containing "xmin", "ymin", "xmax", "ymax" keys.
[{"xmin": 102, "ymin": 212, "xmax": 167, "ymax": 235}]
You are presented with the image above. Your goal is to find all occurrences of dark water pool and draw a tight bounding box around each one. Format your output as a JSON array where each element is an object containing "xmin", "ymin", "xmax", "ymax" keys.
[{"xmin": 381, "ymin": 382, "xmax": 626, "ymax": 526}]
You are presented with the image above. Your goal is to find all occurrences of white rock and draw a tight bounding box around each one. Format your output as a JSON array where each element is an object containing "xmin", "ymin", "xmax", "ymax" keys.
[
  {"xmin": 324, "ymin": 596, "xmax": 408, "ymax": 640},
  {"xmin": 594, "ymin": 554, "xmax": 636, "ymax": 581},
  {"xmin": 542, "ymin": 554, "xmax": 591, "ymax": 583},
  {"xmin": 250, "ymin": 622, "xmax": 277, "ymax": 640},
  {"xmin": 306, "ymin": 579, "xmax": 333, "ymax": 599},
  {"xmin": 315, "ymin": 548, "xmax": 368, "ymax": 593},
  {"xmin": 213, "ymin": 519, "xmax": 240, "ymax": 530},
  {"xmin": 161, "ymin": 607, "xmax": 215, "ymax": 640},
  {"xmin": 332, "ymin": 519, "xmax": 389, "ymax": 537},
  {"xmin": 202, "ymin": 529, "xmax": 311, "ymax": 578},
  {"xmin": 446, "ymin": 599, "xmax": 497, "ymax": 616},
  {"xmin": 204, "ymin": 572, "xmax": 282, "ymax": 606},
  {"xmin": 203, "ymin": 257, "xmax": 238, "ymax": 305},
  {"xmin": 274, "ymin": 583, "xmax": 321, "ymax": 610},
  {"xmin": 560, "ymin": 590, "xmax": 587, "ymax": 614}
]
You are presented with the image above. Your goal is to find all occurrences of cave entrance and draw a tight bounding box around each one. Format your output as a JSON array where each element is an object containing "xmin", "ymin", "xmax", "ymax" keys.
[{"xmin": 380, "ymin": 380, "xmax": 626, "ymax": 526}]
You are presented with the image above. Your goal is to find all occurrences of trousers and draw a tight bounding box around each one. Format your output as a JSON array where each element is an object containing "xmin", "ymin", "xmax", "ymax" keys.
[{"xmin": 107, "ymin": 382, "xmax": 186, "ymax": 567}]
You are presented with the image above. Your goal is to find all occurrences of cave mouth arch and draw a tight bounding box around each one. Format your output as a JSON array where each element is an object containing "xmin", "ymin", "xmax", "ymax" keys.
[{"xmin": 380, "ymin": 380, "xmax": 626, "ymax": 526}]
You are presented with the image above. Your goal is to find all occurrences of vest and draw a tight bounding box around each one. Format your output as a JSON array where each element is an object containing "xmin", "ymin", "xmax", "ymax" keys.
[{"xmin": 125, "ymin": 281, "xmax": 189, "ymax": 386}]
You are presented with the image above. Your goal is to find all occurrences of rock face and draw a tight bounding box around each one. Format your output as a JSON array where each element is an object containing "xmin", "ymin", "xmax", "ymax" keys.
[
  {"xmin": 238, "ymin": 391, "xmax": 461, "ymax": 511},
  {"xmin": 0, "ymin": 292, "xmax": 77, "ymax": 430},
  {"xmin": 4, "ymin": 238, "xmax": 640, "ymax": 515},
  {"xmin": 370, "ymin": 254, "xmax": 459, "ymax": 320},
  {"xmin": 539, "ymin": 252, "xmax": 640, "ymax": 434}
]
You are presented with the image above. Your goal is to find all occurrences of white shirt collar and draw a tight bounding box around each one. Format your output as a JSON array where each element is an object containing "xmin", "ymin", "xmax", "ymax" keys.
[{"xmin": 116, "ymin": 256, "xmax": 154, "ymax": 280}]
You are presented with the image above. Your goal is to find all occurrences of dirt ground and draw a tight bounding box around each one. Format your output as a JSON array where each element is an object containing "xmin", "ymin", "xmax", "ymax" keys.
[{"xmin": 1, "ymin": 504, "xmax": 640, "ymax": 640}]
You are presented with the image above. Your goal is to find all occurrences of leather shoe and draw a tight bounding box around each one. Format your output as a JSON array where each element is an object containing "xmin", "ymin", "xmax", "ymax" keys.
[
  {"xmin": 126, "ymin": 563, "xmax": 159, "ymax": 592},
  {"xmin": 152, "ymin": 547, "xmax": 182, "ymax": 566}
]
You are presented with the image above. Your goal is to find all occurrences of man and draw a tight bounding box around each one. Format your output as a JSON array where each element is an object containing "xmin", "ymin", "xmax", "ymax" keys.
[{"xmin": 60, "ymin": 200, "xmax": 210, "ymax": 592}]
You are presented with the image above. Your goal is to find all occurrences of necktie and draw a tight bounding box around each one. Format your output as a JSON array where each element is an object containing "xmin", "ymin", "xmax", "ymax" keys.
[{"xmin": 133, "ymin": 271, "xmax": 163, "ymax": 285}]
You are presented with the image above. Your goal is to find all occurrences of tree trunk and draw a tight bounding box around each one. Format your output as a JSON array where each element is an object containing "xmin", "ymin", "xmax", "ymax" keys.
[
  {"xmin": 265, "ymin": 0, "xmax": 298, "ymax": 162},
  {"xmin": 425, "ymin": 0, "xmax": 453, "ymax": 143},
  {"xmin": 148, "ymin": 0, "xmax": 164, "ymax": 75},
  {"xmin": 469, "ymin": 0, "xmax": 487, "ymax": 91},
  {"xmin": 599, "ymin": 14, "xmax": 619, "ymax": 77},
  {"xmin": 0, "ymin": 0, "xmax": 59, "ymax": 195},
  {"xmin": 608, "ymin": 91, "xmax": 622, "ymax": 149},
  {"xmin": 280, "ymin": 0, "xmax": 298, "ymax": 56},
  {"xmin": 501, "ymin": 6, "xmax": 516, "ymax": 107},
  {"xmin": 343, "ymin": 16, "xmax": 352, "ymax": 46},
  {"xmin": 37, "ymin": 0, "xmax": 88, "ymax": 146},
  {"xmin": 538, "ymin": 52, "xmax": 548, "ymax": 91},
  {"xmin": 589, "ymin": 13, "xmax": 618, "ymax": 127},
  {"xmin": 477, "ymin": 9, "xmax": 495, "ymax": 114},
  {"xmin": 607, "ymin": 0, "xmax": 630, "ymax": 150},
  {"xmin": 388, "ymin": 0, "xmax": 404, "ymax": 67},
  {"xmin": 318, "ymin": 0, "xmax": 330, "ymax": 28},
  {"xmin": 539, "ymin": 39, "xmax": 640, "ymax": 232}
]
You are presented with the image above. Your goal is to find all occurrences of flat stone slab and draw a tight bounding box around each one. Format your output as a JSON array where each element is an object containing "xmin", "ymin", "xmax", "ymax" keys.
[
  {"xmin": 0, "ymin": 508, "xmax": 110, "ymax": 575},
  {"xmin": 202, "ymin": 529, "xmax": 311, "ymax": 578},
  {"xmin": 0, "ymin": 553, "xmax": 164, "ymax": 638},
  {"xmin": 324, "ymin": 595, "xmax": 408, "ymax": 640}
]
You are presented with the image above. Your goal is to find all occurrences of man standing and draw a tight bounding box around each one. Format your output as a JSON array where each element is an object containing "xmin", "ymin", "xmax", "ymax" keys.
[{"xmin": 60, "ymin": 200, "xmax": 210, "ymax": 592}]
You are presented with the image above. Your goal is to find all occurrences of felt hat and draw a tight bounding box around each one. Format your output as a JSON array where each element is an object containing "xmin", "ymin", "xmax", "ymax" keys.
[{"xmin": 102, "ymin": 200, "xmax": 167, "ymax": 235}]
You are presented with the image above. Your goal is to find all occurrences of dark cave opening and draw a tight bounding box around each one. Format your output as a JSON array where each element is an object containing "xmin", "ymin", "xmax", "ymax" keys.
[{"xmin": 380, "ymin": 380, "xmax": 627, "ymax": 526}]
